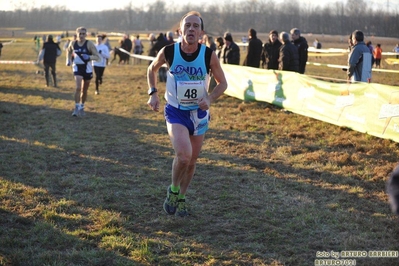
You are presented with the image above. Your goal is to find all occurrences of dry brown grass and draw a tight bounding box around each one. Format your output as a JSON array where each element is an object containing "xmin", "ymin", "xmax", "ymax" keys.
[{"xmin": 1, "ymin": 34, "xmax": 399, "ymax": 266}]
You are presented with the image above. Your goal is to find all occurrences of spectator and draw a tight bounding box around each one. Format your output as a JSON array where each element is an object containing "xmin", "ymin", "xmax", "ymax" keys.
[
  {"xmin": 313, "ymin": 38, "xmax": 322, "ymax": 49},
  {"xmin": 313, "ymin": 38, "xmax": 322, "ymax": 59},
  {"xmin": 201, "ymin": 34, "xmax": 208, "ymax": 45},
  {"xmin": 147, "ymin": 33, "xmax": 157, "ymax": 63},
  {"xmin": 261, "ymin": 30, "xmax": 282, "ymax": 70},
  {"xmin": 102, "ymin": 34, "xmax": 112, "ymax": 65},
  {"xmin": 204, "ymin": 35, "xmax": 217, "ymax": 91},
  {"xmin": 278, "ymin": 31, "xmax": 299, "ymax": 72},
  {"xmin": 347, "ymin": 30, "xmax": 372, "ymax": 82},
  {"xmin": 117, "ymin": 39, "xmax": 129, "ymax": 64},
  {"xmin": 149, "ymin": 33, "xmax": 170, "ymax": 82},
  {"xmin": 221, "ymin": 32, "xmax": 240, "ymax": 65},
  {"xmin": 243, "ymin": 28, "xmax": 263, "ymax": 68},
  {"xmin": 366, "ymin": 41, "xmax": 375, "ymax": 66},
  {"xmin": 36, "ymin": 37, "xmax": 41, "ymax": 52},
  {"xmin": 121, "ymin": 34, "xmax": 132, "ymax": 64},
  {"xmin": 133, "ymin": 35, "xmax": 144, "ymax": 55},
  {"xmin": 174, "ymin": 29, "xmax": 182, "ymax": 43},
  {"xmin": 0, "ymin": 41, "xmax": 3, "ymax": 58},
  {"xmin": 393, "ymin": 43, "xmax": 399, "ymax": 59},
  {"xmin": 37, "ymin": 35, "xmax": 61, "ymax": 87},
  {"xmin": 133, "ymin": 35, "xmax": 144, "ymax": 64},
  {"xmin": 148, "ymin": 33, "xmax": 156, "ymax": 50},
  {"xmin": 215, "ymin": 36, "xmax": 224, "ymax": 60},
  {"xmin": 290, "ymin": 28, "xmax": 308, "ymax": 74},
  {"xmin": 149, "ymin": 33, "xmax": 169, "ymax": 57},
  {"xmin": 166, "ymin": 31, "xmax": 175, "ymax": 45},
  {"xmin": 204, "ymin": 34, "xmax": 216, "ymax": 52},
  {"xmin": 373, "ymin": 43, "xmax": 382, "ymax": 68},
  {"xmin": 241, "ymin": 35, "xmax": 247, "ymax": 51}
]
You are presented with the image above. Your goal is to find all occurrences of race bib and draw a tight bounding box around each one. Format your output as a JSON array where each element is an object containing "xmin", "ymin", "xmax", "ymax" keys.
[{"xmin": 176, "ymin": 81, "xmax": 205, "ymax": 106}]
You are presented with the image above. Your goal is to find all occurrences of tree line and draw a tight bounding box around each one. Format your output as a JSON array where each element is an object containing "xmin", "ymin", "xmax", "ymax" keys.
[{"xmin": 1, "ymin": 0, "xmax": 399, "ymax": 38}]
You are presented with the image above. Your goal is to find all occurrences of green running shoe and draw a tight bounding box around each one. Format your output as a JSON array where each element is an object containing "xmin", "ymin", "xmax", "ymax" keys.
[
  {"xmin": 163, "ymin": 186, "xmax": 179, "ymax": 215},
  {"xmin": 175, "ymin": 198, "xmax": 188, "ymax": 217}
]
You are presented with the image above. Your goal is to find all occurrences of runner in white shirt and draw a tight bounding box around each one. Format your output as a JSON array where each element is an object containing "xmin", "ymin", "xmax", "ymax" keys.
[{"xmin": 92, "ymin": 34, "xmax": 110, "ymax": 95}]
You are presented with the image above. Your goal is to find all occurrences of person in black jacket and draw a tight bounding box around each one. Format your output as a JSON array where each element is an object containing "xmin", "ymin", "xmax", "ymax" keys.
[
  {"xmin": 290, "ymin": 28, "xmax": 308, "ymax": 74},
  {"xmin": 243, "ymin": 28, "xmax": 263, "ymax": 68},
  {"xmin": 261, "ymin": 30, "xmax": 282, "ymax": 70},
  {"xmin": 121, "ymin": 34, "xmax": 132, "ymax": 64},
  {"xmin": 38, "ymin": 35, "xmax": 61, "ymax": 87},
  {"xmin": 149, "ymin": 33, "xmax": 170, "ymax": 82},
  {"xmin": 221, "ymin": 32, "xmax": 240, "ymax": 65},
  {"xmin": 278, "ymin": 31, "xmax": 299, "ymax": 73}
]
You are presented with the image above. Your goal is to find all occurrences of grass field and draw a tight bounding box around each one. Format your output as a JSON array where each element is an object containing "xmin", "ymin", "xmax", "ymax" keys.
[{"xmin": 1, "ymin": 35, "xmax": 399, "ymax": 265}]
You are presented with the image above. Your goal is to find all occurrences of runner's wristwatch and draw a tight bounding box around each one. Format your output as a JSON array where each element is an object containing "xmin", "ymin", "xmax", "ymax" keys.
[{"xmin": 148, "ymin": 87, "xmax": 158, "ymax": 95}]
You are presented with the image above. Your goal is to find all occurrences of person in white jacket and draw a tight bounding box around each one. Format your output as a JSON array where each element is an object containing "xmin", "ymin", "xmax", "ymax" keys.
[{"xmin": 93, "ymin": 34, "xmax": 110, "ymax": 95}]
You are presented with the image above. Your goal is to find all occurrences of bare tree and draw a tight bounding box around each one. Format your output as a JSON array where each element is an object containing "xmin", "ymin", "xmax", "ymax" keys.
[{"xmin": 1, "ymin": 0, "xmax": 398, "ymax": 38}]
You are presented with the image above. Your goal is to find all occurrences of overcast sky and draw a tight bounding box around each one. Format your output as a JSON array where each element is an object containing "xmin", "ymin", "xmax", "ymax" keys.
[
  {"xmin": 0, "ymin": 0, "xmax": 375, "ymax": 12},
  {"xmin": 0, "ymin": 0, "xmax": 395, "ymax": 12}
]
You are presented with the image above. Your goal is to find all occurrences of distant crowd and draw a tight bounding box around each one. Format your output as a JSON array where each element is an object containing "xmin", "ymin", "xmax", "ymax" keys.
[
  {"xmin": 29, "ymin": 26, "xmax": 399, "ymax": 96},
  {"xmin": 30, "ymin": 28, "xmax": 399, "ymax": 76}
]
